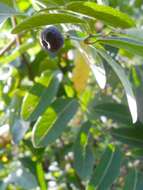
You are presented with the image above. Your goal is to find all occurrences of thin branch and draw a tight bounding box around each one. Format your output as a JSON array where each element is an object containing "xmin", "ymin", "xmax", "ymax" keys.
[
  {"xmin": 11, "ymin": 16, "xmax": 34, "ymax": 80},
  {"xmin": 0, "ymin": 38, "xmax": 16, "ymax": 56}
]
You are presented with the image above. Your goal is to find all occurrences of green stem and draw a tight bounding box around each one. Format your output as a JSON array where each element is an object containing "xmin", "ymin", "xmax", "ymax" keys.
[{"xmin": 36, "ymin": 161, "xmax": 47, "ymax": 190}]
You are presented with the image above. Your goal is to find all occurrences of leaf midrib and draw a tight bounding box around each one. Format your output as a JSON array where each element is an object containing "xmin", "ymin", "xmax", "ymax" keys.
[
  {"xmin": 133, "ymin": 170, "xmax": 138, "ymax": 190},
  {"xmin": 96, "ymin": 151, "xmax": 114, "ymax": 188},
  {"xmin": 112, "ymin": 132, "xmax": 143, "ymax": 145},
  {"xmin": 36, "ymin": 100, "xmax": 75, "ymax": 145}
]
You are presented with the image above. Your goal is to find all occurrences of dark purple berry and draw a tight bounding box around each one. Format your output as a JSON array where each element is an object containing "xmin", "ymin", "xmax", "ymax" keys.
[{"xmin": 40, "ymin": 26, "xmax": 64, "ymax": 53}]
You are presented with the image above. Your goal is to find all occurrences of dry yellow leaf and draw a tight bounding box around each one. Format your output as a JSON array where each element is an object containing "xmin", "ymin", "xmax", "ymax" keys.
[{"xmin": 72, "ymin": 50, "xmax": 90, "ymax": 93}]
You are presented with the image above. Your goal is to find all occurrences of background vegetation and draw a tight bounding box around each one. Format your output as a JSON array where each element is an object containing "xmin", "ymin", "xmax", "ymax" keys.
[{"xmin": 0, "ymin": 0, "xmax": 143, "ymax": 189}]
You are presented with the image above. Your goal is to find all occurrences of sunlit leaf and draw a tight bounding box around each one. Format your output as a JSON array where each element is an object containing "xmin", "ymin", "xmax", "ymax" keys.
[
  {"xmin": 73, "ymin": 42, "xmax": 106, "ymax": 89},
  {"xmin": 98, "ymin": 36, "xmax": 143, "ymax": 57},
  {"xmin": 21, "ymin": 70, "xmax": 62, "ymax": 121},
  {"xmin": 66, "ymin": 1, "xmax": 135, "ymax": 28},
  {"xmin": 12, "ymin": 13, "xmax": 84, "ymax": 34},
  {"xmin": 72, "ymin": 50, "xmax": 90, "ymax": 93},
  {"xmin": 81, "ymin": 45, "xmax": 106, "ymax": 89},
  {"xmin": 32, "ymin": 98, "xmax": 78, "ymax": 147}
]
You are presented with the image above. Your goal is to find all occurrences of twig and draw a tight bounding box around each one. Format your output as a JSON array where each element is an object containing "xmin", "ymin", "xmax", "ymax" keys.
[
  {"xmin": 0, "ymin": 38, "xmax": 16, "ymax": 56},
  {"xmin": 11, "ymin": 16, "xmax": 34, "ymax": 80}
]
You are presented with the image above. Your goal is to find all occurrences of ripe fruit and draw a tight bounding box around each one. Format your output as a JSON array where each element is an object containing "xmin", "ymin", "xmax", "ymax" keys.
[{"xmin": 40, "ymin": 26, "xmax": 64, "ymax": 53}]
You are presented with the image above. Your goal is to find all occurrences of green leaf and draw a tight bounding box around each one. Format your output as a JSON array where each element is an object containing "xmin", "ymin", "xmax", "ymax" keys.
[
  {"xmin": 32, "ymin": 98, "xmax": 79, "ymax": 147},
  {"xmin": 74, "ymin": 122, "xmax": 94, "ymax": 180},
  {"xmin": 111, "ymin": 126, "xmax": 143, "ymax": 148},
  {"xmin": 122, "ymin": 28, "xmax": 143, "ymax": 41},
  {"xmin": 123, "ymin": 169, "xmax": 143, "ymax": 190},
  {"xmin": 95, "ymin": 45, "xmax": 137, "ymax": 123},
  {"xmin": 8, "ymin": 93, "xmax": 29, "ymax": 144},
  {"xmin": 11, "ymin": 13, "xmax": 84, "ymax": 34},
  {"xmin": 33, "ymin": 0, "xmax": 65, "ymax": 7},
  {"xmin": 90, "ymin": 102, "xmax": 132, "ymax": 124},
  {"xmin": 66, "ymin": 1, "xmax": 135, "ymax": 28},
  {"xmin": 98, "ymin": 36, "xmax": 143, "ymax": 57},
  {"xmin": 6, "ymin": 167, "xmax": 38, "ymax": 189},
  {"xmin": 21, "ymin": 70, "xmax": 62, "ymax": 121},
  {"xmin": 11, "ymin": 119, "xmax": 29, "ymax": 144},
  {"xmin": 87, "ymin": 145, "xmax": 122, "ymax": 190},
  {"xmin": 78, "ymin": 44, "xmax": 106, "ymax": 89},
  {"xmin": 0, "ymin": 3, "xmax": 21, "ymax": 24}
]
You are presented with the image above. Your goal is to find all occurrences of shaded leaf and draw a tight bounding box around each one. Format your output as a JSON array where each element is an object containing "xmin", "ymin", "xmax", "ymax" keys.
[
  {"xmin": 8, "ymin": 93, "xmax": 29, "ymax": 144},
  {"xmin": 12, "ymin": 13, "xmax": 84, "ymax": 34},
  {"xmin": 111, "ymin": 126, "xmax": 143, "ymax": 148},
  {"xmin": 91, "ymin": 102, "xmax": 132, "ymax": 124},
  {"xmin": 66, "ymin": 1, "xmax": 135, "ymax": 28},
  {"xmin": 123, "ymin": 169, "xmax": 143, "ymax": 190},
  {"xmin": 135, "ymin": 87, "xmax": 143, "ymax": 123},
  {"xmin": 11, "ymin": 119, "xmax": 29, "ymax": 144},
  {"xmin": 32, "ymin": 98, "xmax": 78, "ymax": 147},
  {"xmin": 87, "ymin": 145, "xmax": 122, "ymax": 190},
  {"xmin": 20, "ymin": 157, "xmax": 37, "ymax": 176},
  {"xmin": 6, "ymin": 167, "xmax": 38, "ymax": 189},
  {"xmin": 74, "ymin": 122, "xmax": 94, "ymax": 180},
  {"xmin": 95, "ymin": 45, "xmax": 137, "ymax": 123}
]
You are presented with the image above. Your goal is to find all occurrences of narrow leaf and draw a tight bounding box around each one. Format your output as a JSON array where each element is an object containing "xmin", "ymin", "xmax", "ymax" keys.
[
  {"xmin": 32, "ymin": 98, "xmax": 78, "ymax": 147},
  {"xmin": 122, "ymin": 28, "xmax": 143, "ymax": 41},
  {"xmin": 95, "ymin": 45, "xmax": 137, "ymax": 123},
  {"xmin": 123, "ymin": 169, "xmax": 143, "ymax": 190},
  {"xmin": 74, "ymin": 42, "xmax": 106, "ymax": 89},
  {"xmin": 74, "ymin": 122, "xmax": 94, "ymax": 180},
  {"xmin": 72, "ymin": 50, "xmax": 90, "ymax": 93},
  {"xmin": 12, "ymin": 13, "xmax": 84, "ymax": 34},
  {"xmin": 98, "ymin": 36, "xmax": 143, "ymax": 57},
  {"xmin": 21, "ymin": 71, "xmax": 62, "ymax": 121},
  {"xmin": 66, "ymin": 1, "xmax": 135, "ymax": 28},
  {"xmin": 87, "ymin": 145, "xmax": 122, "ymax": 190},
  {"xmin": 111, "ymin": 126, "xmax": 143, "ymax": 148},
  {"xmin": 81, "ymin": 45, "xmax": 106, "ymax": 89},
  {"xmin": 91, "ymin": 102, "xmax": 132, "ymax": 124}
]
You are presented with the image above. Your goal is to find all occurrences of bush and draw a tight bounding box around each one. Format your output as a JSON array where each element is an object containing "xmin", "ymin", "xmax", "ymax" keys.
[{"xmin": 0, "ymin": 0, "xmax": 143, "ymax": 189}]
